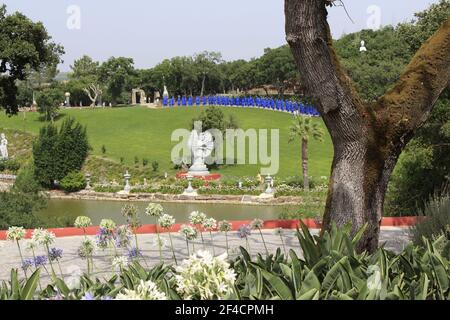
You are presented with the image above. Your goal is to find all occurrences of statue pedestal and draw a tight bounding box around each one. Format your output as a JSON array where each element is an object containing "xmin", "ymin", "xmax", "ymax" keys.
[{"xmin": 187, "ymin": 163, "xmax": 210, "ymax": 176}]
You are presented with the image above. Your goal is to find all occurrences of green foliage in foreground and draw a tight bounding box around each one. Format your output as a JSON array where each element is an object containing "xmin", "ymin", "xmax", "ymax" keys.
[
  {"xmin": 1, "ymin": 223, "xmax": 448, "ymax": 300},
  {"xmin": 412, "ymin": 194, "xmax": 450, "ymax": 246}
]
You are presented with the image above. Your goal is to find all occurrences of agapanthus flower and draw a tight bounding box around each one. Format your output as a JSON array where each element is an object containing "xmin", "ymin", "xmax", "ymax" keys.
[
  {"xmin": 189, "ymin": 211, "xmax": 207, "ymax": 225},
  {"xmin": 6, "ymin": 226, "xmax": 26, "ymax": 241},
  {"xmin": 34, "ymin": 255, "xmax": 48, "ymax": 268},
  {"xmin": 202, "ymin": 218, "xmax": 217, "ymax": 231},
  {"xmin": 158, "ymin": 214, "xmax": 176, "ymax": 229},
  {"xmin": 179, "ymin": 225, "xmax": 198, "ymax": 241},
  {"xmin": 31, "ymin": 228, "xmax": 56, "ymax": 246},
  {"xmin": 250, "ymin": 218, "xmax": 264, "ymax": 230},
  {"xmin": 237, "ymin": 225, "xmax": 251, "ymax": 239},
  {"xmin": 74, "ymin": 216, "xmax": 92, "ymax": 229},
  {"xmin": 115, "ymin": 225, "xmax": 132, "ymax": 248},
  {"xmin": 128, "ymin": 247, "xmax": 142, "ymax": 259},
  {"xmin": 81, "ymin": 292, "xmax": 95, "ymax": 300},
  {"xmin": 175, "ymin": 250, "xmax": 236, "ymax": 300},
  {"xmin": 99, "ymin": 219, "xmax": 116, "ymax": 232},
  {"xmin": 145, "ymin": 203, "xmax": 164, "ymax": 218},
  {"xmin": 78, "ymin": 239, "xmax": 95, "ymax": 259},
  {"xmin": 48, "ymin": 248, "xmax": 63, "ymax": 261},
  {"xmin": 112, "ymin": 256, "xmax": 129, "ymax": 270},
  {"xmin": 218, "ymin": 221, "xmax": 232, "ymax": 232},
  {"xmin": 95, "ymin": 227, "xmax": 114, "ymax": 249},
  {"xmin": 21, "ymin": 258, "xmax": 34, "ymax": 271},
  {"xmin": 121, "ymin": 204, "xmax": 141, "ymax": 228},
  {"xmin": 115, "ymin": 280, "xmax": 167, "ymax": 300}
]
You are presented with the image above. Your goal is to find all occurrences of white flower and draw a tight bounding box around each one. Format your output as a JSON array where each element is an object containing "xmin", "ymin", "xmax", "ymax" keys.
[
  {"xmin": 180, "ymin": 225, "xmax": 198, "ymax": 241},
  {"xmin": 189, "ymin": 211, "xmax": 207, "ymax": 225},
  {"xmin": 6, "ymin": 226, "xmax": 26, "ymax": 241},
  {"xmin": 250, "ymin": 218, "xmax": 264, "ymax": 230},
  {"xmin": 145, "ymin": 203, "xmax": 164, "ymax": 217},
  {"xmin": 99, "ymin": 219, "xmax": 116, "ymax": 231},
  {"xmin": 174, "ymin": 250, "xmax": 236, "ymax": 300},
  {"xmin": 115, "ymin": 280, "xmax": 167, "ymax": 300},
  {"xmin": 202, "ymin": 218, "xmax": 217, "ymax": 231},
  {"xmin": 74, "ymin": 216, "xmax": 92, "ymax": 228},
  {"xmin": 31, "ymin": 228, "xmax": 55, "ymax": 246},
  {"xmin": 218, "ymin": 220, "xmax": 232, "ymax": 232},
  {"xmin": 112, "ymin": 256, "xmax": 129, "ymax": 270},
  {"xmin": 158, "ymin": 214, "xmax": 175, "ymax": 229}
]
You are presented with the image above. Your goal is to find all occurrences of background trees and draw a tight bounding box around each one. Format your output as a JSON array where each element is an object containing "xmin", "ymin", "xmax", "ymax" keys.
[{"xmin": 0, "ymin": 4, "xmax": 64, "ymax": 114}]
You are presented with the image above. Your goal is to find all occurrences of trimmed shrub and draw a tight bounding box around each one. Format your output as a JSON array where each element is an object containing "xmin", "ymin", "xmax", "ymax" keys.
[{"xmin": 60, "ymin": 171, "xmax": 87, "ymax": 193}]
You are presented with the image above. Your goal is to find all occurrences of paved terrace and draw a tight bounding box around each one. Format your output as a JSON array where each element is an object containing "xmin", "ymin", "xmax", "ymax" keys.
[{"xmin": 0, "ymin": 226, "xmax": 412, "ymax": 283}]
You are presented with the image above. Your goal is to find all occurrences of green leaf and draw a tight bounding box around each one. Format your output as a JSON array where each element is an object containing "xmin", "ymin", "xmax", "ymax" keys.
[
  {"xmin": 322, "ymin": 256, "xmax": 348, "ymax": 291},
  {"xmin": 260, "ymin": 269, "xmax": 293, "ymax": 300},
  {"xmin": 297, "ymin": 288, "xmax": 319, "ymax": 300},
  {"xmin": 299, "ymin": 269, "xmax": 321, "ymax": 296},
  {"xmin": 21, "ymin": 269, "xmax": 40, "ymax": 300},
  {"xmin": 55, "ymin": 278, "xmax": 70, "ymax": 297}
]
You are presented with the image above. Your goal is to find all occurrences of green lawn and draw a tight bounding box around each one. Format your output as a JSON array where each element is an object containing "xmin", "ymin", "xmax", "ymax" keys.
[{"xmin": 0, "ymin": 106, "xmax": 333, "ymax": 178}]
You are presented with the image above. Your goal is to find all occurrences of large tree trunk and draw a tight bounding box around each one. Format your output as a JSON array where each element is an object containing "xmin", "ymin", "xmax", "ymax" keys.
[
  {"xmin": 302, "ymin": 138, "xmax": 309, "ymax": 190},
  {"xmin": 285, "ymin": 0, "xmax": 450, "ymax": 252}
]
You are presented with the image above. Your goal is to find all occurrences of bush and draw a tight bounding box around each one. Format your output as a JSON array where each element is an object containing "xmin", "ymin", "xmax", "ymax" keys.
[
  {"xmin": 0, "ymin": 159, "xmax": 21, "ymax": 173},
  {"xmin": 60, "ymin": 171, "xmax": 87, "ymax": 193},
  {"xmin": 0, "ymin": 166, "xmax": 47, "ymax": 229},
  {"xmin": 151, "ymin": 161, "xmax": 159, "ymax": 172},
  {"xmin": 412, "ymin": 194, "xmax": 450, "ymax": 245},
  {"xmin": 33, "ymin": 118, "xmax": 90, "ymax": 188}
]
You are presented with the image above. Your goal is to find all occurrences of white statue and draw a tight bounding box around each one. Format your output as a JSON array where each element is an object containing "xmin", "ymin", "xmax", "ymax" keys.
[
  {"xmin": 163, "ymin": 86, "xmax": 169, "ymax": 98},
  {"xmin": 360, "ymin": 40, "xmax": 367, "ymax": 52},
  {"xmin": 0, "ymin": 133, "xmax": 8, "ymax": 160},
  {"xmin": 187, "ymin": 124, "xmax": 214, "ymax": 176}
]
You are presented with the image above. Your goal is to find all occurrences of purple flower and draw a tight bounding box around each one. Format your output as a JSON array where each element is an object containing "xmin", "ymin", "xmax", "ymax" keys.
[
  {"xmin": 238, "ymin": 225, "xmax": 251, "ymax": 239},
  {"xmin": 21, "ymin": 258, "xmax": 34, "ymax": 271},
  {"xmin": 81, "ymin": 292, "xmax": 95, "ymax": 300},
  {"xmin": 34, "ymin": 255, "xmax": 48, "ymax": 268},
  {"xmin": 49, "ymin": 248, "xmax": 63, "ymax": 261},
  {"xmin": 127, "ymin": 247, "xmax": 142, "ymax": 259},
  {"xmin": 96, "ymin": 227, "xmax": 114, "ymax": 249}
]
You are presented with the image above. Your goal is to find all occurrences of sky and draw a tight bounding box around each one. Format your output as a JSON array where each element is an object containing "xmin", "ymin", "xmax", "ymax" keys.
[{"xmin": 1, "ymin": 0, "xmax": 440, "ymax": 72}]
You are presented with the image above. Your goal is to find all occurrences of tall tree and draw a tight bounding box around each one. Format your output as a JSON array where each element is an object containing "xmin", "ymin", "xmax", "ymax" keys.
[
  {"xmin": 99, "ymin": 57, "xmax": 135, "ymax": 105},
  {"xmin": 288, "ymin": 115, "xmax": 324, "ymax": 190},
  {"xmin": 0, "ymin": 5, "xmax": 64, "ymax": 114},
  {"xmin": 285, "ymin": 0, "xmax": 450, "ymax": 252}
]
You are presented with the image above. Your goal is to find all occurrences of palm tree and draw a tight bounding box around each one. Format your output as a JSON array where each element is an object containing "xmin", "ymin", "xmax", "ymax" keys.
[{"xmin": 288, "ymin": 115, "xmax": 324, "ymax": 190}]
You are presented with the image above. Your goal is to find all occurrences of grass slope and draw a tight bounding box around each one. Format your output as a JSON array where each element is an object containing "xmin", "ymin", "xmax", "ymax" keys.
[{"xmin": 0, "ymin": 106, "xmax": 333, "ymax": 178}]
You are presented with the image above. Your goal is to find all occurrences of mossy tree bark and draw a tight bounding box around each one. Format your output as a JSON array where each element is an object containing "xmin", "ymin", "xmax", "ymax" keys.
[{"xmin": 285, "ymin": 0, "xmax": 450, "ymax": 252}]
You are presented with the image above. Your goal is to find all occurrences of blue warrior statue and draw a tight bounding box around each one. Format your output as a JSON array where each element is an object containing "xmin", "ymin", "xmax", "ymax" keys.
[{"xmin": 182, "ymin": 96, "xmax": 187, "ymax": 106}]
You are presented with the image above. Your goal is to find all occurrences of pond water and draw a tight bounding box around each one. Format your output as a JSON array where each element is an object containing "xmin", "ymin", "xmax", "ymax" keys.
[{"xmin": 38, "ymin": 199, "xmax": 298, "ymax": 225}]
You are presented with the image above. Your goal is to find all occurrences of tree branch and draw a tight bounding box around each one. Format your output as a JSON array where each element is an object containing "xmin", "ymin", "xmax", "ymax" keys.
[{"xmin": 376, "ymin": 18, "xmax": 450, "ymax": 138}]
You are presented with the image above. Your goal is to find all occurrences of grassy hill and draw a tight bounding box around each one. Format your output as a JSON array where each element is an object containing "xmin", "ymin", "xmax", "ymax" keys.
[{"xmin": 0, "ymin": 106, "xmax": 333, "ymax": 178}]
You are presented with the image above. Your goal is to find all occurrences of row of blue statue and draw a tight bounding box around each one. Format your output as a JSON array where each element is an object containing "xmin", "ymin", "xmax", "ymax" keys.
[{"xmin": 161, "ymin": 95, "xmax": 320, "ymax": 116}]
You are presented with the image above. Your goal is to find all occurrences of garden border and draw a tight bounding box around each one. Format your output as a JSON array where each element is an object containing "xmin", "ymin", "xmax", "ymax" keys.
[{"xmin": 0, "ymin": 216, "xmax": 420, "ymax": 240}]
